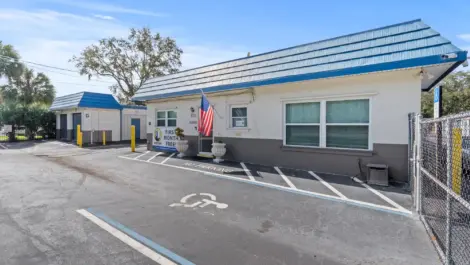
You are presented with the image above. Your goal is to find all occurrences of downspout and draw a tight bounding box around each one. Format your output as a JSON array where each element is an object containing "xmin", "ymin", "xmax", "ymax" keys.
[{"xmin": 120, "ymin": 108, "xmax": 123, "ymax": 141}]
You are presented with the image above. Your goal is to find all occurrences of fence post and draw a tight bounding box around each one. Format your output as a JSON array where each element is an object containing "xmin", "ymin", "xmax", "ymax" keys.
[
  {"xmin": 131, "ymin": 125, "xmax": 135, "ymax": 152},
  {"xmin": 415, "ymin": 114, "xmax": 422, "ymax": 213},
  {"xmin": 445, "ymin": 118, "xmax": 453, "ymax": 265}
]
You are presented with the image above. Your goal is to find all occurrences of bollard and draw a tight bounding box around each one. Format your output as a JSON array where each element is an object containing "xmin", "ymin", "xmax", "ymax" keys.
[
  {"xmin": 77, "ymin": 125, "xmax": 81, "ymax": 146},
  {"xmin": 79, "ymin": 132, "xmax": 83, "ymax": 148},
  {"xmin": 131, "ymin": 125, "xmax": 135, "ymax": 152},
  {"xmin": 103, "ymin": 131, "xmax": 106, "ymax": 146}
]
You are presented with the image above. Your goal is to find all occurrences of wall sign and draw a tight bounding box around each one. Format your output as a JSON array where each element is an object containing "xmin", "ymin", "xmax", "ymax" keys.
[
  {"xmin": 434, "ymin": 86, "xmax": 442, "ymax": 118},
  {"xmin": 154, "ymin": 127, "xmax": 177, "ymax": 151}
]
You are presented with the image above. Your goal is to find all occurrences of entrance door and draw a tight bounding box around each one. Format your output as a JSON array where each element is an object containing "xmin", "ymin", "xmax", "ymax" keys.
[
  {"xmin": 72, "ymin": 113, "xmax": 82, "ymax": 140},
  {"xmin": 197, "ymin": 107, "xmax": 213, "ymax": 158},
  {"xmin": 131, "ymin": 118, "xmax": 141, "ymax": 140},
  {"xmin": 60, "ymin": 114, "xmax": 67, "ymax": 139}
]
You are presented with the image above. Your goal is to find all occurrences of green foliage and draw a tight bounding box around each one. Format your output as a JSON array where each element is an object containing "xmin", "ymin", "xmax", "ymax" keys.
[
  {"xmin": 421, "ymin": 71, "xmax": 470, "ymax": 118},
  {"xmin": 0, "ymin": 41, "xmax": 22, "ymax": 80},
  {"xmin": 175, "ymin": 127, "xmax": 185, "ymax": 140},
  {"xmin": 70, "ymin": 27, "xmax": 182, "ymax": 103},
  {"xmin": 1, "ymin": 68, "xmax": 56, "ymax": 106}
]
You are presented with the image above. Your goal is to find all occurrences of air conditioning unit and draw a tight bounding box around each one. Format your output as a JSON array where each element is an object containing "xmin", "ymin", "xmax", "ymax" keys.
[{"xmin": 366, "ymin": 164, "xmax": 389, "ymax": 186}]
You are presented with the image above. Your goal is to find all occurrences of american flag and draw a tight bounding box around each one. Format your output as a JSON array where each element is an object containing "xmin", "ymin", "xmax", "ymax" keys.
[{"xmin": 198, "ymin": 93, "xmax": 213, "ymax": 137}]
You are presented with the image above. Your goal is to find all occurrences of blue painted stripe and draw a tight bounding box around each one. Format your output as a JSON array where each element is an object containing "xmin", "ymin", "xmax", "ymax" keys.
[
  {"xmin": 133, "ymin": 51, "xmax": 467, "ymax": 102},
  {"xmin": 143, "ymin": 31, "xmax": 440, "ymax": 88},
  {"xmin": 87, "ymin": 208, "xmax": 196, "ymax": 265},
  {"xmin": 153, "ymin": 145, "xmax": 177, "ymax": 152}
]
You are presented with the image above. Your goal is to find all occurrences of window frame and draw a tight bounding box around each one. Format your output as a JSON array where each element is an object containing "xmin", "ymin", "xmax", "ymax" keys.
[
  {"xmin": 282, "ymin": 96, "xmax": 372, "ymax": 150},
  {"xmin": 230, "ymin": 105, "xmax": 248, "ymax": 128},
  {"xmin": 155, "ymin": 109, "xmax": 178, "ymax": 128},
  {"xmin": 284, "ymin": 101, "xmax": 321, "ymax": 147}
]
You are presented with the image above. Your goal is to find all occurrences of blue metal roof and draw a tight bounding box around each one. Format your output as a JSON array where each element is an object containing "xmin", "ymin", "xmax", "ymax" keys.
[
  {"xmin": 50, "ymin": 92, "xmax": 122, "ymax": 111},
  {"xmin": 133, "ymin": 19, "xmax": 467, "ymax": 101}
]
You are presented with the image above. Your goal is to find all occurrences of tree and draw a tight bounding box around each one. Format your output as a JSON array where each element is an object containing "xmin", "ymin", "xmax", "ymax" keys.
[
  {"xmin": 70, "ymin": 27, "xmax": 183, "ymax": 103},
  {"xmin": 421, "ymin": 71, "xmax": 470, "ymax": 118},
  {"xmin": 0, "ymin": 41, "xmax": 22, "ymax": 79},
  {"xmin": 1, "ymin": 67, "xmax": 56, "ymax": 106}
]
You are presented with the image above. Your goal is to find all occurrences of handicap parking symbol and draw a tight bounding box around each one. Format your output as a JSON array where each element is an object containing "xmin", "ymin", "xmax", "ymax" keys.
[{"xmin": 169, "ymin": 193, "xmax": 228, "ymax": 209}]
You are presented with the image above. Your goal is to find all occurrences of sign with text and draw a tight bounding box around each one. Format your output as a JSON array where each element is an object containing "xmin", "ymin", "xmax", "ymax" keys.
[
  {"xmin": 154, "ymin": 127, "xmax": 177, "ymax": 151},
  {"xmin": 434, "ymin": 86, "xmax": 442, "ymax": 118}
]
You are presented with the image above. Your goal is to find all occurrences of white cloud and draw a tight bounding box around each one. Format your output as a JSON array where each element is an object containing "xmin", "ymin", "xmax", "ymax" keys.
[
  {"xmin": 93, "ymin": 14, "xmax": 114, "ymax": 20},
  {"xmin": 457, "ymin": 34, "xmax": 470, "ymax": 42},
  {"xmin": 40, "ymin": 0, "xmax": 167, "ymax": 17},
  {"xmin": 0, "ymin": 8, "xmax": 247, "ymax": 97}
]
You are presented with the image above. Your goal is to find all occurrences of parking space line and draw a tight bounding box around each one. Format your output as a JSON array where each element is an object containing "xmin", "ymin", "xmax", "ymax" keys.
[
  {"xmin": 351, "ymin": 177, "xmax": 408, "ymax": 211},
  {"xmin": 118, "ymin": 156, "xmax": 412, "ymax": 216},
  {"xmin": 274, "ymin": 167, "xmax": 297, "ymax": 189},
  {"xmin": 240, "ymin": 162, "xmax": 255, "ymax": 181},
  {"xmin": 0, "ymin": 143, "xmax": 7, "ymax": 149},
  {"xmin": 133, "ymin": 151, "xmax": 150, "ymax": 160},
  {"xmin": 147, "ymin": 152, "xmax": 162, "ymax": 162},
  {"xmin": 77, "ymin": 209, "xmax": 194, "ymax": 265},
  {"xmin": 161, "ymin": 153, "xmax": 175, "ymax": 164},
  {"xmin": 308, "ymin": 171, "xmax": 348, "ymax": 199}
]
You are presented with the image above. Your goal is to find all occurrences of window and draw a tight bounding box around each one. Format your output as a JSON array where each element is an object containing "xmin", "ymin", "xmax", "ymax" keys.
[
  {"xmin": 156, "ymin": 110, "xmax": 177, "ymax": 127},
  {"xmin": 284, "ymin": 98, "xmax": 370, "ymax": 150},
  {"xmin": 285, "ymin": 102, "xmax": 320, "ymax": 146},
  {"xmin": 326, "ymin": 99, "xmax": 369, "ymax": 149},
  {"xmin": 231, "ymin": 106, "xmax": 248, "ymax": 128}
]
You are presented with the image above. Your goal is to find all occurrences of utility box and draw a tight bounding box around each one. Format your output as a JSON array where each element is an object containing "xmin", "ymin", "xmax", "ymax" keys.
[{"xmin": 366, "ymin": 164, "xmax": 389, "ymax": 186}]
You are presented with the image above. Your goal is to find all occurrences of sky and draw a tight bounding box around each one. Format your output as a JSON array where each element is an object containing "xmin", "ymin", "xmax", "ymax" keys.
[{"xmin": 0, "ymin": 0, "xmax": 469, "ymax": 96}]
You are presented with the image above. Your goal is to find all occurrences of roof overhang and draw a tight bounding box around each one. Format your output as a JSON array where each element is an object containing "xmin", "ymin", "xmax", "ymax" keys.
[{"xmin": 133, "ymin": 51, "xmax": 468, "ymax": 102}]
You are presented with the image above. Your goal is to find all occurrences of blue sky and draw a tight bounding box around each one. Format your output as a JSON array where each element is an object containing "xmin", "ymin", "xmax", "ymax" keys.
[{"xmin": 1, "ymin": 0, "xmax": 469, "ymax": 96}]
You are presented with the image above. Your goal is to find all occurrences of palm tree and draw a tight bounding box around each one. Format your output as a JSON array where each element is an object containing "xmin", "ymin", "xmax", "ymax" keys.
[
  {"xmin": 3, "ymin": 68, "xmax": 56, "ymax": 106},
  {"xmin": 0, "ymin": 41, "xmax": 22, "ymax": 79}
]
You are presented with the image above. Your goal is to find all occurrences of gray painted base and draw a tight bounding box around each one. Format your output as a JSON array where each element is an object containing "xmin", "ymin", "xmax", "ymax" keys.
[
  {"xmin": 67, "ymin": 130, "xmax": 72, "ymax": 141},
  {"xmin": 82, "ymin": 130, "xmax": 112, "ymax": 144},
  {"xmin": 56, "ymin": 129, "xmax": 60, "ymax": 140},
  {"xmin": 215, "ymin": 137, "xmax": 409, "ymax": 183}
]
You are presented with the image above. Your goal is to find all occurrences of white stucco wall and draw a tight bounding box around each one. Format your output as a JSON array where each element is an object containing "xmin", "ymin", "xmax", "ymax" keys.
[
  {"xmin": 146, "ymin": 69, "xmax": 421, "ymax": 146},
  {"xmin": 81, "ymin": 109, "xmax": 121, "ymax": 141},
  {"xmin": 55, "ymin": 109, "xmax": 81, "ymax": 131},
  {"xmin": 122, "ymin": 108, "xmax": 147, "ymax": 140}
]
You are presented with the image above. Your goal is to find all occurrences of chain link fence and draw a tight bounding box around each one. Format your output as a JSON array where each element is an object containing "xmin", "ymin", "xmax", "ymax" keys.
[{"xmin": 412, "ymin": 112, "xmax": 470, "ymax": 265}]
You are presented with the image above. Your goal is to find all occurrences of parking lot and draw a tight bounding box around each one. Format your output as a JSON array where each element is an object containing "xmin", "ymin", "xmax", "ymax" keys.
[{"xmin": 0, "ymin": 141, "xmax": 440, "ymax": 265}]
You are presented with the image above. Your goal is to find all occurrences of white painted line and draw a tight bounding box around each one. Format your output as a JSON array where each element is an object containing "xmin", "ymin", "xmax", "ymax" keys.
[
  {"xmin": 147, "ymin": 152, "xmax": 162, "ymax": 162},
  {"xmin": 352, "ymin": 176, "xmax": 408, "ymax": 212},
  {"xmin": 117, "ymin": 156, "xmax": 413, "ymax": 216},
  {"xmin": 274, "ymin": 167, "xmax": 297, "ymax": 189},
  {"xmin": 308, "ymin": 171, "xmax": 347, "ymax": 199},
  {"xmin": 77, "ymin": 209, "xmax": 177, "ymax": 265},
  {"xmin": 161, "ymin": 153, "xmax": 175, "ymax": 164},
  {"xmin": 133, "ymin": 151, "xmax": 150, "ymax": 160},
  {"xmin": 0, "ymin": 143, "xmax": 7, "ymax": 149},
  {"xmin": 240, "ymin": 162, "xmax": 255, "ymax": 181}
]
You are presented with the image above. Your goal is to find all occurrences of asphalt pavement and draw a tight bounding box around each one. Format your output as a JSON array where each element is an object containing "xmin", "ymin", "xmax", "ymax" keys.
[{"xmin": 0, "ymin": 141, "xmax": 441, "ymax": 265}]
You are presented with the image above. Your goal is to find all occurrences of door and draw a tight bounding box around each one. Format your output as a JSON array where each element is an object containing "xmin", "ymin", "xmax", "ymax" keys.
[
  {"xmin": 131, "ymin": 118, "xmax": 141, "ymax": 140},
  {"xmin": 197, "ymin": 107, "xmax": 213, "ymax": 157},
  {"xmin": 72, "ymin": 113, "xmax": 82, "ymax": 140},
  {"xmin": 60, "ymin": 114, "xmax": 67, "ymax": 139}
]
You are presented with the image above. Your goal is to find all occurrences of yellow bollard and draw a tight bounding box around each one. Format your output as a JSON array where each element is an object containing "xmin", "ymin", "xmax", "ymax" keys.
[
  {"xmin": 131, "ymin": 125, "xmax": 135, "ymax": 152},
  {"xmin": 103, "ymin": 131, "xmax": 106, "ymax": 146},
  {"xmin": 452, "ymin": 128, "xmax": 462, "ymax": 195},
  {"xmin": 79, "ymin": 132, "xmax": 83, "ymax": 148},
  {"xmin": 77, "ymin": 125, "xmax": 81, "ymax": 146}
]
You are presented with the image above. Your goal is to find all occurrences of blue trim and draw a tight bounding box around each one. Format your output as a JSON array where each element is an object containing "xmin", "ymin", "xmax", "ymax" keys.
[
  {"xmin": 121, "ymin": 105, "xmax": 147, "ymax": 110},
  {"xmin": 133, "ymin": 51, "xmax": 467, "ymax": 101},
  {"xmin": 144, "ymin": 28, "xmax": 437, "ymax": 88},
  {"xmin": 144, "ymin": 19, "xmax": 424, "ymax": 82},
  {"xmin": 86, "ymin": 208, "xmax": 196, "ymax": 265},
  {"xmin": 153, "ymin": 145, "xmax": 177, "ymax": 152}
]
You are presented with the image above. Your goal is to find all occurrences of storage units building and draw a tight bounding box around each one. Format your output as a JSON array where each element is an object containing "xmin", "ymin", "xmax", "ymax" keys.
[
  {"xmin": 132, "ymin": 19, "xmax": 468, "ymax": 183},
  {"xmin": 50, "ymin": 92, "xmax": 146, "ymax": 144}
]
